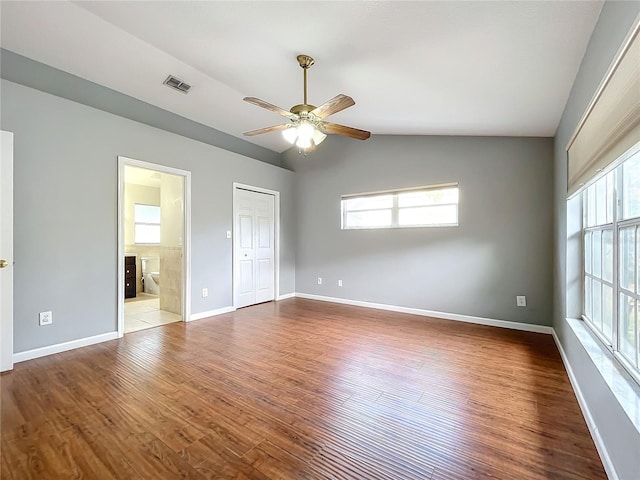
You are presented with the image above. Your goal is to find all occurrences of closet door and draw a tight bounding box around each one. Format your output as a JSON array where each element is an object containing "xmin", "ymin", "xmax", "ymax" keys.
[{"xmin": 234, "ymin": 188, "xmax": 275, "ymax": 308}]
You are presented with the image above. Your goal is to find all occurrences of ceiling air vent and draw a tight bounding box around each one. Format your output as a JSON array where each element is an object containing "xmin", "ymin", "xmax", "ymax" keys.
[{"xmin": 163, "ymin": 75, "xmax": 191, "ymax": 94}]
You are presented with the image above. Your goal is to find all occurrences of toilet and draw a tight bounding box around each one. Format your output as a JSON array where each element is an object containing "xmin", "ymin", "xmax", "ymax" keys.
[{"xmin": 141, "ymin": 257, "xmax": 160, "ymax": 295}]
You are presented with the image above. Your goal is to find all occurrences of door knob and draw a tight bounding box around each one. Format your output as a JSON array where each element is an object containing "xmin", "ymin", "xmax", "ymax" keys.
[{"xmin": 0, "ymin": 259, "xmax": 8, "ymax": 268}]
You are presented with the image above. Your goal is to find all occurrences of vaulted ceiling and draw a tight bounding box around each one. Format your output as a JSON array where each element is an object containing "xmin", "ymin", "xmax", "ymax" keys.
[{"xmin": 0, "ymin": 1, "xmax": 603, "ymax": 153}]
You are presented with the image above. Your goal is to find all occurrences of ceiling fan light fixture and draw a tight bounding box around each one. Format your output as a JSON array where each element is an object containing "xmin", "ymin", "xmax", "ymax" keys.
[
  {"xmin": 281, "ymin": 121, "xmax": 327, "ymax": 150},
  {"xmin": 297, "ymin": 121, "xmax": 316, "ymax": 143},
  {"xmin": 282, "ymin": 126, "xmax": 298, "ymax": 144},
  {"xmin": 312, "ymin": 128, "xmax": 327, "ymax": 146},
  {"xmin": 297, "ymin": 136, "xmax": 313, "ymax": 150}
]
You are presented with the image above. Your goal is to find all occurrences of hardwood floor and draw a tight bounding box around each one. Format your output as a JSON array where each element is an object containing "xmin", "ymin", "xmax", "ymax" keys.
[{"xmin": 1, "ymin": 298, "xmax": 605, "ymax": 479}]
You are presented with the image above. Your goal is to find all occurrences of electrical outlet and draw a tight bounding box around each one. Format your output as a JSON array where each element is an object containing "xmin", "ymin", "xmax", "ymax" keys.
[
  {"xmin": 317, "ymin": 277, "xmax": 322, "ymax": 285},
  {"xmin": 226, "ymin": 230, "xmax": 231, "ymax": 239},
  {"xmin": 338, "ymin": 279, "xmax": 343, "ymax": 287},
  {"xmin": 516, "ymin": 295, "xmax": 527, "ymax": 307},
  {"xmin": 202, "ymin": 288, "xmax": 208, "ymax": 298},
  {"xmin": 39, "ymin": 311, "xmax": 53, "ymax": 326}
]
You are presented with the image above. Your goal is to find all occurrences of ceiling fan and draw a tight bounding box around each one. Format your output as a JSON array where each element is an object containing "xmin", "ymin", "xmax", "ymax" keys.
[{"xmin": 243, "ymin": 54, "xmax": 371, "ymax": 151}]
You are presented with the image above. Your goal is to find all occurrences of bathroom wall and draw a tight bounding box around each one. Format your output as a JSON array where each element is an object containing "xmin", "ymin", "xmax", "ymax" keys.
[{"xmin": 159, "ymin": 172, "xmax": 183, "ymax": 314}]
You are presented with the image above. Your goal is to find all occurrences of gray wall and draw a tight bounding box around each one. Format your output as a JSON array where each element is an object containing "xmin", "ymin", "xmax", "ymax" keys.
[
  {"xmin": 1, "ymin": 79, "xmax": 295, "ymax": 353},
  {"xmin": 553, "ymin": 2, "xmax": 640, "ymax": 478},
  {"xmin": 285, "ymin": 134, "xmax": 553, "ymax": 326}
]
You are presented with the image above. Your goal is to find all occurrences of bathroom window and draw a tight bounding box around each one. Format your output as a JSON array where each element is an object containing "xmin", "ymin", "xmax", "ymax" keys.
[{"xmin": 134, "ymin": 204, "xmax": 161, "ymax": 244}]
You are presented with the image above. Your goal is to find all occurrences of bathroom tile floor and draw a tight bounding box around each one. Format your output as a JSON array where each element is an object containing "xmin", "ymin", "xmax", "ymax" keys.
[{"xmin": 124, "ymin": 296, "xmax": 181, "ymax": 333}]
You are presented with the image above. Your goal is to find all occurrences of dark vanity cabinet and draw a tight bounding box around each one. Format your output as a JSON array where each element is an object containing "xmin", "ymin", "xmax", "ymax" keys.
[{"xmin": 125, "ymin": 255, "xmax": 136, "ymax": 299}]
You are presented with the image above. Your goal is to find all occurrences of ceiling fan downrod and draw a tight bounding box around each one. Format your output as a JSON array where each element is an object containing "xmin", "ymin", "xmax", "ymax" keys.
[{"xmin": 297, "ymin": 54, "xmax": 314, "ymax": 107}]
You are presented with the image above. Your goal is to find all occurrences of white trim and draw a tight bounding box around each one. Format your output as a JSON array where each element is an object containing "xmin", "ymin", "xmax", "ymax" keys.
[
  {"xmin": 294, "ymin": 293, "xmax": 554, "ymax": 334},
  {"xmin": 190, "ymin": 306, "xmax": 236, "ymax": 321},
  {"xmin": 277, "ymin": 292, "xmax": 296, "ymax": 301},
  {"xmin": 551, "ymin": 327, "xmax": 618, "ymax": 480},
  {"xmin": 232, "ymin": 182, "xmax": 280, "ymax": 308},
  {"xmin": 13, "ymin": 331, "xmax": 119, "ymax": 364},
  {"xmin": 117, "ymin": 157, "xmax": 192, "ymax": 337},
  {"xmin": 1, "ymin": 131, "xmax": 14, "ymax": 372},
  {"xmin": 117, "ymin": 159, "xmax": 125, "ymax": 336}
]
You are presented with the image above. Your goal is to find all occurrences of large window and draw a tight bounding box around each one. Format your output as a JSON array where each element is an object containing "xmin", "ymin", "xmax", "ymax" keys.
[
  {"xmin": 583, "ymin": 150, "xmax": 640, "ymax": 383},
  {"xmin": 341, "ymin": 184, "xmax": 459, "ymax": 230},
  {"xmin": 134, "ymin": 204, "xmax": 161, "ymax": 244}
]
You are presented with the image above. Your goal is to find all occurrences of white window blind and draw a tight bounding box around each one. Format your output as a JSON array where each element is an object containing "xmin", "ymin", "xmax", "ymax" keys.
[{"xmin": 567, "ymin": 19, "xmax": 640, "ymax": 197}]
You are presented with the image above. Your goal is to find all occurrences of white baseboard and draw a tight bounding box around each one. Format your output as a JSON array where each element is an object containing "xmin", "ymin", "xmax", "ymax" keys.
[
  {"xmin": 277, "ymin": 292, "xmax": 296, "ymax": 301},
  {"xmin": 552, "ymin": 330, "xmax": 618, "ymax": 480},
  {"xmin": 13, "ymin": 331, "xmax": 119, "ymax": 364},
  {"xmin": 189, "ymin": 306, "xmax": 236, "ymax": 321},
  {"xmin": 294, "ymin": 292, "xmax": 554, "ymax": 335}
]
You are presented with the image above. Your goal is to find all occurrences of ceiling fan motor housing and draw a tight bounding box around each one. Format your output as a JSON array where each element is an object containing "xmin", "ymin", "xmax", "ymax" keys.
[{"xmin": 290, "ymin": 104, "xmax": 317, "ymax": 116}]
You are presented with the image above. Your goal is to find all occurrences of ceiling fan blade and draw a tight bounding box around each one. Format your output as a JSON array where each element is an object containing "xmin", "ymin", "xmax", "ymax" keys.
[
  {"xmin": 323, "ymin": 122, "xmax": 371, "ymax": 140},
  {"xmin": 311, "ymin": 94, "xmax": 355, "ymax": 119},
  {"xmin": 243, "ymin": 124, "xmax": 289, "ymax": 136},
  {"xmin": 243, "ymin": 97, "xmax": 294, "ymax": 118}
]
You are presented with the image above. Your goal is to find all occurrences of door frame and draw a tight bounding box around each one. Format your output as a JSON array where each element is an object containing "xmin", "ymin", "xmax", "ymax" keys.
[
  {"xmin": 1, "ymin": 131, "xmax": 13, "ymax": 372},
  {"xmin": 232, "ymin": 183, "xmax": 280, "ymax": 308},
  {"xmin": 117, "ymin": 156, "xmax": 192, "ymax": 337}
]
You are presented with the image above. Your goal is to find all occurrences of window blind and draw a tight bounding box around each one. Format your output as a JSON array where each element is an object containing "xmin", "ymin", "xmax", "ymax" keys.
[{"xmin": 567, "ymin": 18, "xmax": 640, "ymax": 197}]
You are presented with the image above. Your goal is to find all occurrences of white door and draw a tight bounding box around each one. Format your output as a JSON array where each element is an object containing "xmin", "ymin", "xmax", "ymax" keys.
[
  {"xmin": 1, "ymin": 131, "xmax": 14, "ymax": 372},
  {"xmin": 234, "ymin": 188, "xmax": 275, "ymax": 308}
]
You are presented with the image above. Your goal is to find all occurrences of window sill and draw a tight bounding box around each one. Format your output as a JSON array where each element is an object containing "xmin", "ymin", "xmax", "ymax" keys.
[{"xmin": 566, "ymin": 317, "xmax": 640, "ymax": 434}]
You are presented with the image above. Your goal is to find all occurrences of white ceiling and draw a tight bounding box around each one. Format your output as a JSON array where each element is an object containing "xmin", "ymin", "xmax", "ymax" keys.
[{"xmin": 0, "ymin": 1, "xmax": 603, "ymax": 153}]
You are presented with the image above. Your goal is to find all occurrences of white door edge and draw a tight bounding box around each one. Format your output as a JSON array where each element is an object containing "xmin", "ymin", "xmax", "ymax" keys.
[
  {"xmin": 0, "ymin": 131, "xmax": 14, "ymax": 372},
  {"xmin": 232, "ymin": 182, "xmax": 280, "ymax": 308},
  {"xmin": 117, "ymin": 156, "xmax": 192, "ymax": 337}
]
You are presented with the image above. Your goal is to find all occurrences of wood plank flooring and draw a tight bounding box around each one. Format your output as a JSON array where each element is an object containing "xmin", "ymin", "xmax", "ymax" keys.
[{"xmin": 1, "ymin": 298, "xmax": 606, "ymax": 479}]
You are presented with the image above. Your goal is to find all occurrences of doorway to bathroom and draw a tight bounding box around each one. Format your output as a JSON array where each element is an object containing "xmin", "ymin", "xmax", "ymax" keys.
[{"xmin": 117, "ymin": 157, "xmax": 191, "ymax": 336}]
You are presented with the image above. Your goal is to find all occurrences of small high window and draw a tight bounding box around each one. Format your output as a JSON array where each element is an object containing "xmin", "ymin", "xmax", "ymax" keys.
[
  {"xmin": 341, "ymin": 184, "xmax": 459, "ymax": 230},
  {"xmin": 134, "ymin": 204, "xmax": 161, "ymax": 244}
]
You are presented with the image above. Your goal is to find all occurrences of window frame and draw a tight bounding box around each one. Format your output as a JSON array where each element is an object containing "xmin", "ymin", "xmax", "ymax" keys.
[
  {"xmin": 582, "ymin": 150, "xmax": 640, "ymax": 386},
  {"xmin": 134, "ymin": 203, "xmax": 161, "ymax": 245},
  {"xmin": 341, "ymin": 183, "xmax": 459, "ymax": 230}
]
